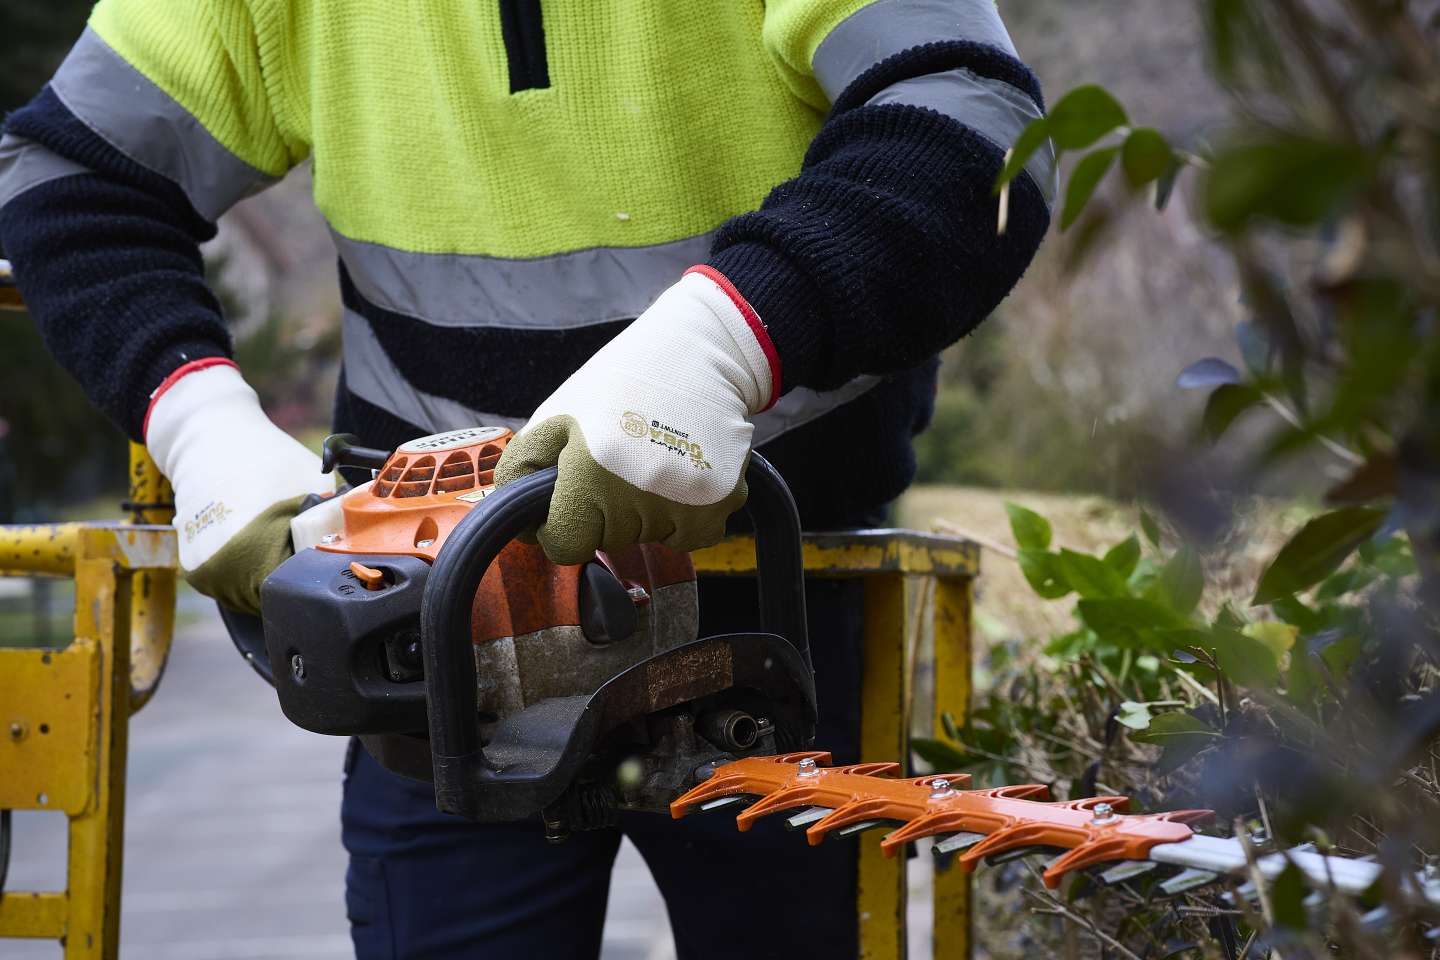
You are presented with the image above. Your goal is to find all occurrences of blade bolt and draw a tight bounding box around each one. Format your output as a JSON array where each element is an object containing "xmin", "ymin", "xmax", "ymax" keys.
[
  {"xmin": 929, "ymin": 778, "xmax": 954, "ymax": 799},
  {"xmin": 796, "ymin": 757, "xmax": 820, "ymax": 778},
  {"xmin": 1090, "ymin": 802, "xmax": 1118, "ymax": 825},
  {"xmin": 321, "ymin": 533, "xmax": 338, "ymax": 544}
]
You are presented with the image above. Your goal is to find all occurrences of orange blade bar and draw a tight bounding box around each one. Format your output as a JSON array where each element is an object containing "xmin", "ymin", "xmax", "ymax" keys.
[{"xmin": 671, "ymin": 754, "xmax": 1211, "ymax": 888}]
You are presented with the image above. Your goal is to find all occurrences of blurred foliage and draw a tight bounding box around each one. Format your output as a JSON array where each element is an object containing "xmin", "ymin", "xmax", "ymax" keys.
[
  {"xmin": 920, "ymin": 0, "xmax": 1440, "ymax": 956},
  {"xmin": 0, "ymin": 0, "xmax": 90, "ymax": 114},
  {"xmin": 0, "ymin": 3, "xmax": 119, "ymax": 518},
  {"xmin": 0, "ymin": 16, "xmax": 337, "ymax": 517}
]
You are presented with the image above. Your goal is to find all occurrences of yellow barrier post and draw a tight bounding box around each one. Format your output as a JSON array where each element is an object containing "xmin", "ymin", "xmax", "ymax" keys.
[
  {"xmin": 0, "ymin": 524, "xmax": 177, "ymax": 957},
  {"xmin": 693, "ymin": 530, "xmax": 978, "ymax": 960},
  {"xmin": 2, "ymin": 268, "xmax": 182, "ymax": 958}
]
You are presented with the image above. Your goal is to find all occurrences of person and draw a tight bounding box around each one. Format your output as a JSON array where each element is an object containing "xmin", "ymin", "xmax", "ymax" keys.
[{"xmin": 0, "ymin": 0, "xmax": 1053, "ymax": 956}]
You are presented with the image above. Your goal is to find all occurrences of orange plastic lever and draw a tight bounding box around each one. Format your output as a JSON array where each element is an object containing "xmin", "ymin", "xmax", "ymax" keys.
[
  {"xmin": 671, "ymin": 754, "xmax": 1212, "ymax": 888},
  {"xmin": 349, "ymin": 561, "xmax": 386, "ymax": 590}
]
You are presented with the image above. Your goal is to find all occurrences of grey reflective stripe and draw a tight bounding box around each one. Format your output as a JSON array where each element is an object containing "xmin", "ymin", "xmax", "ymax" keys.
[
  {"xmin": 866, "ymin": 69, "xmax": 1056, "ymax": 206},
  {"xmin": 0, "ymin": 134, "xmax": 91, "ymax": 210},
  {"xmin": 49, "ymin": 28, "xmax": 278, "ymax": 222},
  {"xmin": 752, "ymin": 376, "xmax": 882, "ymax": 446},
  {"xmin": 813, "ymin": 0, "xmax": 1019, "ymax": 102},
  {"xmin": 332, "ymin": 228, "xmax": 716, "ymax": 331},
  {"xmin": 342, "ymin": 310, "xmax": 526, "ymax": 434},
  {"xmin": 343, "ymin": 308, "xmax": 881, "ymax": 443}
]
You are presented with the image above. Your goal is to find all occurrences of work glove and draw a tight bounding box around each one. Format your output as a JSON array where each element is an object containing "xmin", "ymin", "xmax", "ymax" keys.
[
  {"xmin": 144, "ymin": 360, "xmax": 334, "ymax": 614},
  {"xmin": 495, "ymin": 266, "xmax": 779, "ymax": 565}
]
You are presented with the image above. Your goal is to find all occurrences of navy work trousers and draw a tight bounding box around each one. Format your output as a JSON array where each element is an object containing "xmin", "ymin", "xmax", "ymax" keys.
[{"xmin": 340, "ymin": 575, "xmax": 866, "ymax": 959}]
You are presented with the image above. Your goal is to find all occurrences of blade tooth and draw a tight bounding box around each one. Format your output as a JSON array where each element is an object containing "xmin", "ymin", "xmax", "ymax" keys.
[
  {"xmin": 784, "ymin": 806, "xmax": 833, "ymax": 831},
  {"xmin": 734, "ymin": 785, "xmax": 819, "ymax": 832},
  {"xmin": 919, "ymin": 772, "xmax": 973, "ymax": 789},
  {"xmin": 698, "ymin": 795, "xmax": 752, "ymax": 812},
  {"xmin": 1098, "ymin": 860, "xmax": 1158, "ymax": 885},
  {"xmin": 1161, "ymin": 808, "xmax": 1215, "ymax": 827},
  {"xmin": 933, "ymin": 831, "xmax": 988, "ymax": 856},
  {"xmin": 1071, "ymin": 796, "xmax": 1132, "ymax": 814},
  {"xmin": 988, "ymin": 845, "xmax": 1061, "ymax": 867},
  {"xmin": 775, "ymin": 751, "xmax": 831, "ymax": 766},
  {"xmin": 959, "ymin": 823, "xmax": 1051, "ymax": 870},
  {"xmin": 805, "ymin": 797, "xmax": 894, "ymax": 846},
  {"xmin": 670, "ymin": 775, "xmax": 752, "ymax": 817},
  {"xmin": 880, "ymin": 810, "xmax": 972, "ymax": 855},
  {"xmin": 1159, "ymin": 867, "xmax": 1220, "ymax": 896},
  {"xmin": 838, "ymin": 762, "xmax": 902, "ymax": 778},
  {"xmin": 1040, "ymin": 838, "xmax": 1131, "ymax": 888},
  {"xmin": 836, "ymin": 819, "xmax": 898, "ymax": 838},
  {"xmin": 982, "ymin": 784, "xmax": 1051, "ymax": 800}
]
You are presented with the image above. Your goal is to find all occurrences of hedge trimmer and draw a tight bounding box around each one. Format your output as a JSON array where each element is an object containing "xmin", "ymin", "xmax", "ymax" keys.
[{"xmin": 671, "ymin": 752, "xmax": 1440, "ymax": 909}]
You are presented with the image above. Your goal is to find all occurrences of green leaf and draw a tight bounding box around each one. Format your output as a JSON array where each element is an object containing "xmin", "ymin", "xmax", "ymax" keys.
[
  {"xmin": 1269, "ymin": 595, "xmax": 1322, "ymax": 632},
  {"xmin": 1313, "ymin": 566, "xmax": 1376, "ymax": 600},
  {"xmin": 1202, "ymin": 383, "xmax": 1263, "ymax": 441},
  {"xmin": 1271, "ymin": 863, "xmax": 1309, "ymax": 930},
  {"xmin": 1155, "ymin": 546, "xmax": 1205, "ymax": 615},
  {"xmin": 1140, "ymin": 509, "xmax": 1162, "ymax": 548},
  {"xmin": 1129, "ymin": 711, "xmax": 1218, "ymax": 749},
  {"xmin": 1078, "ymin": 598, "xmax": 1191, "ymax": 648},
  {"xmin": 1006, "ymin": 502, "xmax": 1053, "ymax": 550},
  {"xmin": 1210, "ymin": 629, "xmax": 1280, "ymax": 686},
  {"xmin": 1205, "ymin": 137, "xmax": 1374, "ymax": 233},
  {"xmin": 940, "ymin": 711, "xmax": 960, "ymax": 741},
  {"xmin": 1121, "ymin": 128, "xmax": 1174, "ymax": 186},
  {"xmin": 1214, "ymin": 603, "xmax": 1246, "ymax": 633},
  {"xmin": 994, "ymin": 117, "xmax": 1052, "ymax": 192},
  {"xmin": 1057, "ymin": 548, "xmax": 1130, "ymax": 598},
  {"xmin": 1018, "ymin": 549, "xmax": 1072, "ymax": 599},
  {"xmin": 1116, "ymin": 700, "xmax": 1153, "ymax": 730},
  {"xmin": 1244, "ymin": 621, "xmax": 1298, "ymax": 661},
  {"xmin": 1319, "ymin": 633, "xmax": 1364, "ymax": 677},
  {"xmin": 1253, "ymin": 507, "xmax": 1387, "ymax": 604},
  {"xmin": 911, "ymin": 737, "xmax": 970, "ymax": 771},
  {"xmin": 1286, "ymin": 645, "xmax": 1319, "ymax": 705},
  {"xmin": 1060, "ymin": 146, "xmax": 1118, "ymax": 230},
  {"xmin": 1104, "ymin": 535, "xmax": 1142, "ymax": 579},
  {"xmin": 1047, "ymin": 85, "xmax": 1128, "ymax": 151}
]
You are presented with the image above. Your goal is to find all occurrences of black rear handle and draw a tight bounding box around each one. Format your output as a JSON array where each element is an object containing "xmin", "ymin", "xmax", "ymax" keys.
[{"xmin": 419, "ymin": 453, "xmax": 810, "ymax": 818}]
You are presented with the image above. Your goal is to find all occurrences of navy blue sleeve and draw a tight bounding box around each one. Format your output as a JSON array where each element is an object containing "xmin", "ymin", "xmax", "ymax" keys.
[
  {"xmin": 710, "ymin": 41, "xmax": 1051, "ymax": 393},
  {"xmin": 0, "ymin": 87, "xmax": 232, "ymax": 441}
]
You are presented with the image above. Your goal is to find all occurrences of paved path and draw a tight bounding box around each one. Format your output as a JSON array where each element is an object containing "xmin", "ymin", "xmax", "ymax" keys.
[{"xmin": 6, "ymin": 607, "xmax": 932, "ymax": 958}]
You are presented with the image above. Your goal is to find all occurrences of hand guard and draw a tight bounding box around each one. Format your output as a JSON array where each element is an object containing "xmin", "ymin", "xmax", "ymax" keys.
[{"xmin": 495, "ymin": 267, "xmax": 779, "ymax": 564}]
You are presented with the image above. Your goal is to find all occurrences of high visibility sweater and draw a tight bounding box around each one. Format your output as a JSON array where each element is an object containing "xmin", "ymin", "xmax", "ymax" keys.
[{"xmin": 0, "ymin": 0, "xmax": 1053, "ymax": 526}]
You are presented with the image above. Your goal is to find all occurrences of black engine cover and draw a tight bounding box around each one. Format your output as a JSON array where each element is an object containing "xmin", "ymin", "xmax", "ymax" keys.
[{"xmin": 260, "ymin": 548, "xmax": 431, "ymax": 735}]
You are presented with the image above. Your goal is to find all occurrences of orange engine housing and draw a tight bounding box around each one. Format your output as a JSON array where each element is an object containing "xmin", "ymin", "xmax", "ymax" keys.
[
  {"xmin": 318, "ymin": 426, "xmax": 515, "ymax": 564},
  {"xmin": 310, "ymin": 426, "xmax": 696, "ymax": 649}
]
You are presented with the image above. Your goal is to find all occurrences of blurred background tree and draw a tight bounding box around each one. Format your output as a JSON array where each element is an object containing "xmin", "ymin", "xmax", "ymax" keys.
[
  {"xmin": 0, "ymin": 0, "xmax": 340, "ymax": 519},
  {"xmin": 913, "ymin": 1, "xmax": 1440, "ymax": 955},
  {"xmin": 0, "ymin": 0, "xmax": 121, "ymax": 519}
]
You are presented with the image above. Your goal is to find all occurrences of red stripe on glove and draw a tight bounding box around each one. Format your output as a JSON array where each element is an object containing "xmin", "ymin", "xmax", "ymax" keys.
[
  {"xmin": 142, "ymin": 357, "xmax": 241, "ymax": 441},
  {"xmin": 685, "ymin": 265, "xmax": 782, "ymax": 411}
]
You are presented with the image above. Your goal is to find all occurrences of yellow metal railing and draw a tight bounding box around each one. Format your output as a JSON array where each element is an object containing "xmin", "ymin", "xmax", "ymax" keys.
[{"xmin": 0, "ymin": 520, "xmax": 177, "ymax": 958}]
